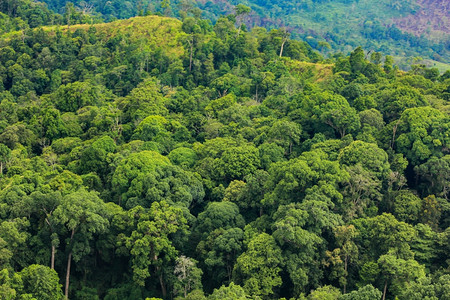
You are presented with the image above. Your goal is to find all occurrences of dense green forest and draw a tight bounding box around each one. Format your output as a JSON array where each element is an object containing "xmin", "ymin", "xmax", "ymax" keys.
[
  {"xmin": 0, "ymin": 0, "xmax": 449, "ymax": 299},
  {"xmin": 34, "ymin": 0, "xmax": 450, "ymax": 69}
]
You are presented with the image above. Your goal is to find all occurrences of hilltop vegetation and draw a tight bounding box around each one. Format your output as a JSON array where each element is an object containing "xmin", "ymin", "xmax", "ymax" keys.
[
  {"xmin": 0, "ymin": 2, "xmax": 449, "ymax": 300},
  {"xmin": 33, "ymin": 0, "xmax": 450, "ymax": 68}
]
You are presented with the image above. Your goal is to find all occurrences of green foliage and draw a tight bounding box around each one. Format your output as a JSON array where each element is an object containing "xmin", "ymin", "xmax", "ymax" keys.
[
  {"xmin": 208, "ymin": 282, "xmax": 249, "ymax": 300},
  {"xmin": 234, "ymin": 233, "xmax": 283, "ymax": 297},
  {"xmin": 0, "ymin": 7, "xmax": 447, "ymax": 300},
  {"xmin": 339, "ymin": 284, "xmax": 382, "ymax": 300},
  {"xmin": 18, "ymin": 264, "xmax": 63, "ymax": 300}
]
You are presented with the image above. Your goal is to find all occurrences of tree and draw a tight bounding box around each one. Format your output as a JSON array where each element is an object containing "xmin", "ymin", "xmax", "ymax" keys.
[
  {"xmin": 18, "ymin": 264, "xmax": 63, "ymax": 300},
  {"xmin": 339, "ymin": 284, "xmax": 382, "ymax": 300},
  {"xmin": 208, "ymin": 283, "xmax": 249, "ymax": 300},
  {"xmin": 79, "ymin": 135, "xmax": 116, "ymax": 177},
  {"xmin": 326, "ymin": 225, "xmax": 358, "ymax": 293},
  {"xmin": 400, "ymin": 274, "xmax": 450, "ymax": 300},
  {"xmin": 308, "ymin": 285, "xmax": 341, "ymax": 300},
  {"xmin": 263, "ymin": 150, "xmax": 348, "ymax": 211},
  {"xmin": 349, "ymin": 47, "xmax": 366, "ymax": 75},
  {"xmin": 233, "ymin": 233, "xmax": 283, "ymax": 297},
  {"xmin": 234, "ymin": 4, "xmax": 251, "ymax": 37},
  {"xmin": 53, "ymin": 189, "xmax": 109, "ymax": 299},
  {"xmin": 123, "ymin": 202, "xmax": 187, "ymax": 298},
  {"xmin": 0, "ymin": 143, "xmax": 11, "ymax": 175},
  {"xmin": 173, "ymin": 256, "xmax": 203, "ymax": 298},
  {"xmin": 378, "ymin": 253, "xmax": 425, "ymax": 300},
  {"xmin": 195, "ymin": 202, "xmax": 245, "ymax": 237},
  {"xmin": 415, "ymin": 156, "xmax": 450, "ymax": 199},
  {"xmin": 319, "ymin": 94, "xmax": 360, "ymax": 138},
  {"xmin": 267, "ymin": 120, "xmax": 302, "ymax": 155},
  {"xmin": 394, "ymin": 107, "xmax": 448, "ymax": 165},
  {"xmin": 196, "ymin": 227, "xmax": 244, "ymax": 287}
]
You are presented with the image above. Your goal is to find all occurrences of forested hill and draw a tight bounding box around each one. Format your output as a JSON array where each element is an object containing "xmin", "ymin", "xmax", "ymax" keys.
[
  {"xmin": 33, "ymin": 0, "xmax": 450, "ymax": 69},
  {"xmin": 0, "ymin": 3, "xmax": 450, "ymax": 300}
]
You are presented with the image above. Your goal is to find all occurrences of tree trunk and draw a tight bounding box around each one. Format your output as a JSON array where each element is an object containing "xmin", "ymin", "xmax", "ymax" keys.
[
  {"xmin": 44, "ymin": 217, "xmax": 55, "ymax": 269},
  {"xmin": 279, "ymin": 39, "xmax": 286, "ymax": 58},
  {"xmin": 65, "ymin": 252, "xmax": 72, "ymax": 300},
  {"xmin": 343, "ymin": 254, "xmax": 348, "ymax": 294},
  {"xmin": 382, "ymin": 279, "xmax": 388, "ymax": 300},
  {"xmin": 51, "ymin": 245, "xmax": 55, "ymax": 270},
  {"xmin": 189, "ymin": 37, "xmax": 194, "ymax": 72},
  {"xmin": 236, "ymin": 24, "xmax": 241, "ymax": 38},
  {"xmin": 0, "ymin": 161, "xmax": 3, "ymax": 174},
  {"xmin": 159, "ymin": 273, "xmax": 167, "ymax": 298},
  {"xmin": 65, "ymin": 229, "xmax": 76, "ymax": 299}
]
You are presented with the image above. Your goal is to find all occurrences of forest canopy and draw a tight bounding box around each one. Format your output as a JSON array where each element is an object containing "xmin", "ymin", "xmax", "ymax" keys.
[{"xmin": 0, "ymin": 1, "xmax": 449, "ymax": 300}]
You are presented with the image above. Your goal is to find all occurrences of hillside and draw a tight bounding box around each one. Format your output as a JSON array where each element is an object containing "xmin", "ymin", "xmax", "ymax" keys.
[
  {"xmin": 37, "ymin": 0, "xmax": 450, "ymax": 67},
  {"xmin": 0, "ymin": 6, "xmax": 449, "ymax": 300},
  {"xmin": 49, "ymin": 16, "xmax": 186, "ymax": 58}
]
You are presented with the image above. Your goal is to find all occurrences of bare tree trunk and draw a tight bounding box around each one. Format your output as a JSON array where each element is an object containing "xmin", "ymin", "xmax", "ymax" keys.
[
  {"xmin": 51, "ymin": 245, "xmax": 56, "ymax": 270},
  {"xmin": 279, "ymin": 38, "xmax": 287, "ymax": 58},
  {"xmin": 382, "ymin": 279, "xmax": 388, "ymax": 300},
  {"xmin": 343, "ymin": 254, "xmax": 348, "ymax": 294},
  {"xmin": 44, "ymin": 217, "xmax": 55, "ymax": 269},
  {"xmin": 159, "ymin": 272, "xmax": 167, "ymax": 298},
  {"xmin": 65, "ymin": 229, "xmax": 75, "ymax": 300},
  {"xmin": 65, "ymin": 252, "xmax": 72, "ymax": 300},
  {"xmin": 188, "ymin": 36, "xmax": 194, "ymax": 72},
  {"xmin": 0, "ymin": 162, "xmax": 3, "ymax": 174}
]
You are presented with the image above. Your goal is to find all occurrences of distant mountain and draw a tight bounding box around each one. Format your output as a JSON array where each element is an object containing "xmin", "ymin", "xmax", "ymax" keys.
[
  {"xmin": 198, "ymin": 0, "xmax": 449, "ymax": 64},
  {"xmin": 27, "ymin": 0, "xmax": 450, "ymax": 66}
]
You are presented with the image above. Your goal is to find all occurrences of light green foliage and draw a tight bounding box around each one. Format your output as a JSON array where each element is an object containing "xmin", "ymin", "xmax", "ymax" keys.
[
  {"xmin": 53, "ymin": 189, "xmax": 109, "ymax": 261},
  {"xmin": 0, "ymin": 218, "xmax": 29, "ymax": 270},
  {"xmin": 395, "ymin": 107, "xmax": 449, "ymax": 165},
  {"xmin": 263, "ymin": 150, "xmax": 348, "ymax": 209},
  {"xmin": 353, "ymin": 213, "xmax": 416, "ymax": 260},
  {"xmin": 124, "ymin": 201, "xmax": 187, "ymax": 286},
  {"xmin": 195, "ymin": 202, "xmax": 245, "ymax": 236},
  {"xmin": 79, "ymin": 135, "xmax": 116, "ymax": 176},
  {"xmin": 339, "ymin": 141, "xmax": 390, "ymax": 178},
  {"xmin": 339, "ymin": 284, "xmax": 382, "ymax": 300},
  {"xmin": 400, "ymin": 274, "xmax": 450, "ymax": 300},
  {"xmin": 319, "ymin": 94, "xmax": 360, "ymax": 138},
  {"xmin": 205, "ymin": 93, "xmax": 237, "ymax": 116},
  {"xmin": 234, "ymin": 233, "xmax": 283, "ymax": 297},
  {"xmin": 0, "ymin": 269, "xmax": 17, "ymax": 300},
  {"xmin": 116, "ymin": 79, "xmax": 168, "ymax": 123},
  {"xmin": 173, "ymin": 256, "xmax": 203, "ymax": 298},
  {"xmin": 0, "ymin": 7, "xmax": 447, "ymax": 300},
  {"xmin": 18, "ymin": 264, "xmax": 63, "ymax": 300},
  {"xmin": 378, "ymin": 253, "xmax": 425, "ymax": 298},
  {"xmin": 168, "ymin": 147, "xmax": 197, "ymax": 168},
  {"xmin": 219, "ymin": 145, "xmax": 260, "ymax": 181},
  {"xmin": 380, "ymin": 85, "xmax": 428, "ymax": 121},
  {"xmin": 308, "ymin": 285, "xmax": 341, "ymax": 300},
  {"xmin": 51, "ymin": 81, "xmax": 108, "ymax": 112},
  {"xmin": 112, "ymin": 150, "xmax": 203, "ymax": 208},
  {"xmin": 390, "ymin": 190, "xmax": 422, "ymax": 223},
  {"xmin": 195, "ymin": 138, "xmax": 259, "ymax": 183},
  {"xmin": 112, "ymin": 151, "xmax": 170, "ymax": 200},
  {"xmin": 208, "ymin": 282, "xmax": 249, "ymax": 300}
]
